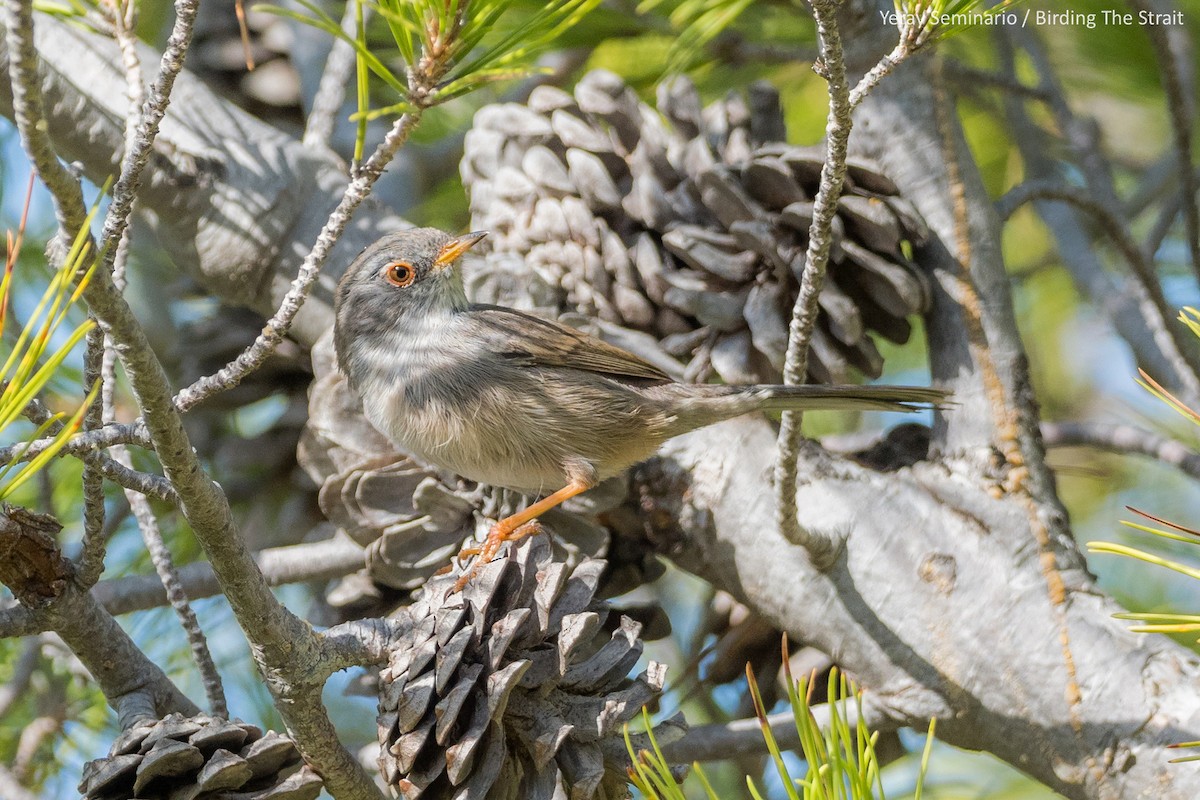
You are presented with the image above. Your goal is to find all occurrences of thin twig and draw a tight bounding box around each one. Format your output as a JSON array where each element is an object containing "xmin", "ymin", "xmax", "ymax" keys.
[
  {"xmin": 109, "ymin": 233, "xmax": 227, "ymax": 717},
  {"xmin": 1013, "ymin": 26, "xmax": 1123, "ymax": 211},
  {"xmin": 1041, "ymin": 421, "xmax": 1200, "ymax": 481},
  {"xmin": 849, "ymin": 41, "xmax": 906, "ymax": 110},
  {"xmin": 0, "ymin": 420, "xmax": 150, "ymax": 466},
  {"xmin": 302, "ymin": 0, "xmax": 361, "ymax": 149},
  {"xmin": 997, "ymin": 180, "xmax": 1200, "ymax": 396},
  {"xmin": 1145, "ymin": 187, "xmax": 1183, "ymax": 262},
  {"xmin": 0, "ymin": 536, "xmax": 365, "ymax": 640},
  {"xmin": 78, "ymin": 339, "xmax": 107, "ymax": 588},
  {"xmin": 1127, "ymin": 0, "xmax": 1199, "ymax": 280},
  {"xmin": 109, "ymin": 0, "xmax": 145, "ymax": 158},
  {"xmin": 774, "ymin": 0, "xmax": 855, "ymax": 567},
  {"xmin": 173, "ymin": 109, "xmax": 426, "ymax": 413},
  {"xmin": 80, "ymin": 298, "xmax": 108, "ymax": 581},
  {"xmin": 18, "ymin": 400, "xmax": 174, "ymax": 503},
  {"xmin": 96, "ymin": 0, "xmax": 198, "ymax": 274},
  {"xmin": 119, "ymin": 448, "xmax": 228, "ymax": 717},
  {"xmin": 942, "ymin": 59, "xmax": 1052, "ymax": 102},
  {"xmin": 92, "ymin": 536, "xmax": 367, "ymax": 617}
]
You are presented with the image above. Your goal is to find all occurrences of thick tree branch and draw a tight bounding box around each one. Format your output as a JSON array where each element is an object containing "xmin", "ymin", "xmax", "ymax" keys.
[
  {"xmin": 618, "ymin": 12, "xmax": 1200, "ymax": 797},
  {"xmin": 0, "ymin": 509, "xmax": 198, "ymax": 724},
  {"xmin": 621, "ymin": 418, "xmax": 1200, "ymax": 799},
  {"xmin": 0, "ymin": 536, "xmax": 367, "ymax": 639}
]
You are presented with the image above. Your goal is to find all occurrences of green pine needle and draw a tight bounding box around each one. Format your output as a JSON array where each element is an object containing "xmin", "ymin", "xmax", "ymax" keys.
[
  {"xmin": 0, "ymin": 196, "xmax": 103, "ymax": 501},
  {"xmin": 625, "ymin": 638, "xmax": 936, "ymax": 799},
  {"xmin": 257, "ymin": 0, "xmax": 603, "ymax": 157}
]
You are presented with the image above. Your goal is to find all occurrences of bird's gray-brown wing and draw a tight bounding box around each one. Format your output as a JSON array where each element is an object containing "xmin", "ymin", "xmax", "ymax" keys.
[{"xmin": 467, "ymin": 304, "xmax": 671, "ymax": 384}]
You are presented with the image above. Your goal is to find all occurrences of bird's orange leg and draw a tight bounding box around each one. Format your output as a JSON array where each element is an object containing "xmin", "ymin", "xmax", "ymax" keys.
[{"xmin": 451, "ymin": 479, "xmax": 592, "ymax": 593}]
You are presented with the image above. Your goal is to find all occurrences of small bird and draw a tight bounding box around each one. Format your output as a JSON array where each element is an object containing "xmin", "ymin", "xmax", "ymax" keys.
[{"xmin": 334, "ymin": 228, "xmax": 946, "ymax": 590}]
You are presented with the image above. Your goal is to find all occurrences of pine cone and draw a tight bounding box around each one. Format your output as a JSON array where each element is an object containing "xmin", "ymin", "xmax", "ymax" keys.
[
  {"xmin": 78, "ymin": 713, "xmax": 322, "ymax": 800},
  {"xmin": 460, "ymin": 70, "xmax": 931, "ymax": 385},
  {"xmin": 377, "ymin": 537, "xmax": 681, "ymax": 799}
]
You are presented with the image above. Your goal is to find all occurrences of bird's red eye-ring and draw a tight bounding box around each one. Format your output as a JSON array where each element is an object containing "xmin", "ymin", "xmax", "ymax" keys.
[{"xmin": 382, "ymin": 261, "xmax": 415, "ymax": 287}]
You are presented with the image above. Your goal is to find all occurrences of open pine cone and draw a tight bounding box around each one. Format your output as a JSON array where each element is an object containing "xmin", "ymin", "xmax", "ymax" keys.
[
  {"xmin": 78, "ymin": 713, "xmax": 321, "ymax": 800},
  {"xmin": 378, "ymin": 537, "xmax": 679, "ymax": 799},
  {"xmin": 461, "ymin": 70, "xmax": 930, "ymax": 385}
]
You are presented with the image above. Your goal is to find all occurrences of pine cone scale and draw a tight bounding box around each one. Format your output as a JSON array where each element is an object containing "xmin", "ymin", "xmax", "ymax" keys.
[
  {"xmin": 377, "ymin": 540, "xmax": 670, "ymax": 799},
  {"xmin": 80, "ymin": 715, "xmax": 321, "ymax": 800},
  {"xmin": 462, "ymin": 71, "xmax": 932, "ymax": 384}
]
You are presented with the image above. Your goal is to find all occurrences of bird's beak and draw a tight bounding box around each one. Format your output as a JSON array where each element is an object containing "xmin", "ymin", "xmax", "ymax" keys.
[{"xmin": 433, "ymin": 231, "xmax": 488, "ymax": 271}]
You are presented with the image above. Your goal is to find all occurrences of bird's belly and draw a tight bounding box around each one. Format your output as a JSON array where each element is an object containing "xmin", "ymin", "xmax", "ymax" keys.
[{"xmin": 362, "ymin": 379, "xmax": 571, "ymax": 494}]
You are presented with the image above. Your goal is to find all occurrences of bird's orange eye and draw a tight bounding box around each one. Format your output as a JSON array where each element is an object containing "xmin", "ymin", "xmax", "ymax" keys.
[{"xmin": 382, "ymin": 261, "xmax": 415, "ymax": 287}]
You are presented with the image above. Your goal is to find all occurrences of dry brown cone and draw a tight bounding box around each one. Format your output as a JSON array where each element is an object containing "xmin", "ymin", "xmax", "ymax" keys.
[
  {"xmin": 460, "ymin": 70, "xmax": 931, "ymax": 385},
  {"xmin": 78, "ymin": 713, "xmax": 322, "ymax": 800},
  {"xmin": 377, "ymin": 536, "xmax": 682, "ymax": 800}
]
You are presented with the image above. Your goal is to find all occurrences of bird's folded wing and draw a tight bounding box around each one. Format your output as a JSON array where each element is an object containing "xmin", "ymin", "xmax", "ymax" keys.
[{"xmin": 468, "ymin": 304, "xmax": 671, "ymax": 382}]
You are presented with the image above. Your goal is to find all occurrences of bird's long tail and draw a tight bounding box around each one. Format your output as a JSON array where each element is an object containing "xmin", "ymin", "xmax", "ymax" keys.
[
  {"xmin": 657, "ymin": 383, "xmax": 948, "ymax": 437},
  {"xmin": 751, "ymin": 384, "xmax": 949, "ymax": 413}
]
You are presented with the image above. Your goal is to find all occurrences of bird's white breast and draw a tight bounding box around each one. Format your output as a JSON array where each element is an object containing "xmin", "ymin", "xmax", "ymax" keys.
[{"xmin": 345, "ymin": 315, "xmax": 569, "ymax": 493}]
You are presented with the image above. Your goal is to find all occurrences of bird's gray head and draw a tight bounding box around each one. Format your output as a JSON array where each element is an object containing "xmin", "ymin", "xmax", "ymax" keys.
[{"xmin": 333, "ymin": 227, "xmax": 487, "ymax": 379}]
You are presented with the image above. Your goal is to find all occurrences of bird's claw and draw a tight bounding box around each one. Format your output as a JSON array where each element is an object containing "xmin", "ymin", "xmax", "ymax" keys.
[{"xmin": 447, "ymin": 520, "xmax": 544, "ymax": 595}]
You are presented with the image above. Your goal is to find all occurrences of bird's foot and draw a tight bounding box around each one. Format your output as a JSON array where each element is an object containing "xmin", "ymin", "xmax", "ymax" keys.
[{"xmin": 449, "ymin": 520, "xmax": 544, "ymax": 594}]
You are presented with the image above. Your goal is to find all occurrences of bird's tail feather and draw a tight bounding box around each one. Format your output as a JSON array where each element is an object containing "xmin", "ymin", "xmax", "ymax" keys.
[
  {"xmin": 657, "ymin": 383, "xmax": 947, "ymax": 437},
  {"xmin": 751, "ymin": 384, "xmax": 949, "ymax": 413}
]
